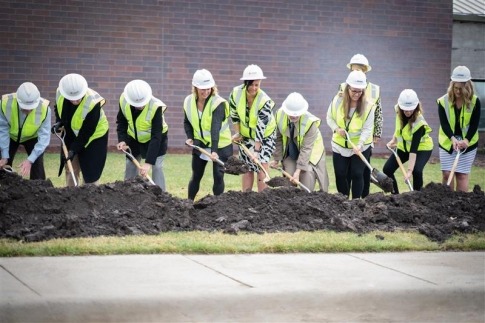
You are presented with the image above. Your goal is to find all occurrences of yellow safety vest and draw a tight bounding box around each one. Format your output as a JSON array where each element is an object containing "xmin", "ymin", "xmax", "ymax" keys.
[
  {"xmin": 275, "ymin": 108, "xmax": 325, "ymax": 165},
  {"xmin": 1, "ymin": 93, "xmax": 49, "ymax": 143},
  {"xmin": 393, "ymin": 107, "xmax": 433, "ymax": 152},
  {"xmin": 119, "ymin": 95, "xmax": 168, "ymax": 143},
  {"xmin": 56, "ymin": 88, "xmax": 109, "ymax": 147},
  {"xmin": 437, "ymin": 94, "xmax": 479, "ymax": 151},
  {"xmin": 330, "ymin": 95, "xmax": 373, "ymax": 148},
  {"xmin": 230, "ymin": 85, "xmax": 276, "ymax": 139},
  {"xmin": 183, "ymin": 94, "xmax": 232, "ymax": 148}
]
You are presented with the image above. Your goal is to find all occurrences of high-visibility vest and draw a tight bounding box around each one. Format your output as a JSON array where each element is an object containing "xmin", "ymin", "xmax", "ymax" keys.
[
  {"xmin": 119, "ymin": 95, "xmax": 168, "ymax": 143},
  {"xmin": 230, "ymin": 85, "xmax": 276, "ymax": 139},
  {"xmin": 275, "ymin": 108, "xmax": 325, "ymax": 165},
  {"xmin": 183, "ymin": 94, "xmax": 232, "ymax": 148},
  {"xmin": 329, "ymin": 95, "xmax": 373, "ymax": 148},
  {"xmin": 437, "ymin": 94, "xmax": 479, "ymax": 150},
  {"xmin": 1, "ymin": 93, "xmax": 49, "ymax": 143},
  {"xmin": 56, "ymin": 88, "xmax": 109, "ymax": 147},
  {"xmin": 393, "ymin": 107, "xmax": 433, "ymax": 152}
]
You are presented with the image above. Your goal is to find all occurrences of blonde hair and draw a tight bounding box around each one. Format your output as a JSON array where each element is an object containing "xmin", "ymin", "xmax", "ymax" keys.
[
  {"xmin": 446, "ymin": 80, "xmax": 475, "ymax": 106},
  {"xmin": 398, "ymin": 103, "xmax": 423, "ymax": 129},
  {"xmin": 342, "ymin": 84, "xmax": 367, "ymax": 120}
]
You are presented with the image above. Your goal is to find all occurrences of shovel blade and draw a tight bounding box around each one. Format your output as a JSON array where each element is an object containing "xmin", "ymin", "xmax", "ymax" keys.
[{"xmin": 371, "ymin": 169, "xmax": 394, "ymax": 193}]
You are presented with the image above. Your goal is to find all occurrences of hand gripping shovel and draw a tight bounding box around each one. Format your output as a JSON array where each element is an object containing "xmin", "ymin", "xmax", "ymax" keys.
[
  {"xmin": 234, "ymin": 141, "xmax": 271, "ymax": 183},
  {"xmin": 185, "ymin": 143, "xmax": 248, "ymax": 175},
  {"xmin": 54, "ymin": 129, "xmax": 78, "ymax": 187},
  {"xmin": 120, "ymin": 146, "xmax": 156, "ymax": 186},
  {"xmin": 447, "ymin": 148, "xmax": 466, "ymax": 186},
  {"xmin": 344, "ymin": 131, "xmax": 393, "ymax": 193},
  {"xmin": 270, "ymin": 165, "xmax": 311, "ymax": 193},
  {"xmin": 386, "ymin": 145, "xmax": 413, "ymax": 191}
]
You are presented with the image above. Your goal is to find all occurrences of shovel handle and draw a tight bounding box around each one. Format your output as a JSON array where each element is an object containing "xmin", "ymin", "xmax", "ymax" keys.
[
  {"xmin": 121, "ymin": 146, "xmax": 156, "ymax": 186},
  {"xmin": 387, "ymin": 145, "xmax": 413, "ymax": 191},
  {"xmin": 447, "ymin": 149, "xmax": 464, "ymax": 186},
  {"xmin": 185, "ymin": 143, "xmax": 225, "ymax": 167},
  {"xmin": 271, "ymin": 165, "xmax": 311, "ymax": 193},
  {"xmin": 344, "ymin": 131, "xmax": 373, "ymax": 172},
  {"xmin": 235, "ymin": 142, "xmax": 271, "ymax": 182},
  {"xmin": 56, "ymin": 129, "xmax": 78, "ymax": 187}
]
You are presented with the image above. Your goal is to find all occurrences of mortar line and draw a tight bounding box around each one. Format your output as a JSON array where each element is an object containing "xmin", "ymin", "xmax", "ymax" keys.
[
  {"xmin": 0, "ymin": 264, "xmax": 42, "ymax": 296},
  {"xmin": 348, "ymin": 254, "xmax": 438, "ymax": 285},
  {"xmin": 184, "ymin": 256, "xmax": 254, "ymax": 288}
]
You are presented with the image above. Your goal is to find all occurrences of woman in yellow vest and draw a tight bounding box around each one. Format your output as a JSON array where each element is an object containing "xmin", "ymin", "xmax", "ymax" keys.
[
  {"xmin": 383, "ymin": 89, "xmax": 433, "ymax": 193},
  {"xmin": 437, "ymin": 66, "xmax": 481, "ymax": 192},
  {"xmin": 184, "ymin": 69, "xmax": 233, "ymax": 200},
  {"xmin": 230, "ymin": 64, "xmax": 276, "ymax": 192},
  {"xmin": 52, "ymin": 73, "xmax": 109, "ymax": 186},
  {"xmin": 270, "ymin": 92, "xmax": 329, "ymax": 192},
  {"xmin": 116, "ymin": 80, "xmax": 168, "ymax": 191},
  {"xmin": 0, "ymin": 82, "xmax": 51, "ymax": 179},
  {"xmin": 326, "ymin": 70, "xmax": 374, "ymax": 199}
]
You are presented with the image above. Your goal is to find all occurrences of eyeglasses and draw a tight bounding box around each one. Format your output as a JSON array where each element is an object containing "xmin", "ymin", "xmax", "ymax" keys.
[{"xmin": 348, "ymin": 88, "xmax": 363, "ymax": 95}]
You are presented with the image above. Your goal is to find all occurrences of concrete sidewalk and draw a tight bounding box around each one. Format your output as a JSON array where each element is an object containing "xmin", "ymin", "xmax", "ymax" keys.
[{"xmin": 1, "ymin": 252, "xmax": 484, "ymax": 322}]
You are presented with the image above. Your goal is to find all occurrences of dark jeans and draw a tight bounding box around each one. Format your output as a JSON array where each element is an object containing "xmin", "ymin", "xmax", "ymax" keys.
[
  {"xmin": 383, "ymin": 149, "xmax": 432, "ymax": 194},
  {"xmin": 348, "ymin": 147, "xmax": 372, "ymax": 198},
  {"xmin": 188, "ymin": 144, "xmax": 233, "ymax": 200},
  {"xmin": 333, "ymin": 148, "xmax": 371, "ymax": 199},
  {"xmin": 8, "ymin": 138, "xmax": 45, "ymax": 180}
]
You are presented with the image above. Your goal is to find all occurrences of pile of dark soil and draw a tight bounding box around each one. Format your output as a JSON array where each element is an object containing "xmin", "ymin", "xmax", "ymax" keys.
[{"xmin": 1, "ymin": 170, "xmax": 484, "ymax": 243}]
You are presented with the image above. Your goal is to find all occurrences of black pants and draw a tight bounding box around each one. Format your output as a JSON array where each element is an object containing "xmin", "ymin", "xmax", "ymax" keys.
[
  {"xmin": 348, "ymin": 147, "xmax": 372, "ymax": 198},
  {"xmin": 188, "ymin": 144, "xmax": 233, "ymax": 200},
  {"xmin": 76, "ymin": 132, "xmax": 108, "ymax": 183},
  {"xmin": 333, "ymin": 148, "xmax": 371, "ymax": 199},
  {"xmin": 383, "ymin": 149, "xmax": 432, "ymax": 194},
  {"xmin": 8, "ymin": 138, "xmax": 45, "ymax": 180}
]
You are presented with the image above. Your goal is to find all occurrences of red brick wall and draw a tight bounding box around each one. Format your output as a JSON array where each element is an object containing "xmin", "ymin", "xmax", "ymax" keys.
[{"xmin": 1, "ymin": 0, "xmax": 452, "ymax": 155}]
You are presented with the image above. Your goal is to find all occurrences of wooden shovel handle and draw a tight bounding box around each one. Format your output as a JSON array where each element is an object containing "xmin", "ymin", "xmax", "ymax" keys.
[
  {"xmin": 272, "ymin": 166, "xmax": 311, "ymax": 193},
  {"xmin": 121, "ymin": 146, "xmax": 156, "ymax": 186},
  {"xmin": 387, "ymin": 145, "xmax": 413, "ymax": 191},
  {"xmin": 447, "ymin": 151, "xmax": 462, "ymax": 186},
  {"xmin": 186, "ymin": 143, "xmax": 225, "ymax": 167},
  {"xmin": 60, "ymin": 136, "xmax": 78, "ymax": 187},
  {"xmin": 236, "ymin": 142, "xmax": 270, "ymax": 180}
]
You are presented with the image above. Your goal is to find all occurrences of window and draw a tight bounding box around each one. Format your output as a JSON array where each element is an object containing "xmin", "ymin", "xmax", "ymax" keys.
[{"xmin": 474, "ymin": 80, "xmax": 485, "ymax": 131}]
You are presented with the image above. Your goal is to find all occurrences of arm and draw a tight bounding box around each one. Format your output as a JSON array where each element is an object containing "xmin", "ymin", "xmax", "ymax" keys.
[
  {"xmin": 70, "ymin": 102, "xmax": 102, "ymax": 154},
  {"xmin": 373, "ymin": 97, "xmax": 383, "ymax": 141},
  {"xmin": 463, "ymin": 98, "xmax": 481, "ymax": 146},
  {"xmin": 438, "ymin": 101, "xmax": 454, "ymax": 138},
  {"xmin": 145, "ymin": 108, "xmax": 162, "ymax": 165},
  {"xmin": 183, "ymin": 110, "xmax": 194, "ymax": 140},
  {"xmin": 255, "ymin": 100, "xmax": 273, "ymax": 146},
  {"xmin": 27, "ymin": 108, "xmax": 51, "ymax": 163},
  {"xmin": 210, "ymin": 102, "xmax": 226, "ymax": 150},
  {"xmin": 0, "ymin": 105, "xmax": 10, "ymax": 160},
  {"xmin": 116, "ymin": 104, "xmax": 129, "ymax": 144}
]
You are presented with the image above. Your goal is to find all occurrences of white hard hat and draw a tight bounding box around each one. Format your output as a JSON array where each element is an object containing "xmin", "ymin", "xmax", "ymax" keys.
[
  {"xmin": 398, "ymin": 89, "xmax": 419, "ymax": 111},
  {"xmin": 124, "ymin": 79, "xmax": 152, "ymax": 108},
  {"xmin": 192, "ymin": 69, "xmax": 215, "ymax": 89},
  {"xmin": 240, "ymin": 64, "xmax": 266, "ymax": 80},
  {"xmin": 347, "ymin": 54, "xmax": 371, "ymax": 72},
  {"xmin": 59, "ymin": 73, "xmax": 88, "ymax": 101},
  {"xmin": 346, "ymin": 70, "xmax": 367, "ymax": 89},
  {"xmin": 451, "ymin": 66, "xmax": 471, "ymax": 82},
  {"xmin": 16, "ymin": 82, "xmax": 40, "ymax": 110},
  {"xmin": 282, "ymin": 92, "xmax": 308, "ymax": 117}
]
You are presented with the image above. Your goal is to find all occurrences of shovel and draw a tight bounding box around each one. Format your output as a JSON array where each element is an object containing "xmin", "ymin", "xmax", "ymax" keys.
[
  {"xmin": 54, "ymin": 129, "xmax": 78, "ymax": 187},
  {"xmin": 185, "ymin": 143, "xmax": 225, "ymax": 167},
  {"xmin": 386, "ymin": 145, "xmax": 413, "ymax": 191},
  {"xmin": 234, "ymin": 141, "xmax": 271, "ymax": 183},
  {"xmin": 447, "ymin": 148, "xmax": 466, "ymax": 186},
  {"xmin": 120, "ymin": 146, "xmax": 156, "ymax": 186},
  {"xmin": 344, "ymin": 131, "xmax": 393, "ymax": 193},
  {"xmin": 270, "ymin": 165, "xmax": 311, "ymax": 193}
]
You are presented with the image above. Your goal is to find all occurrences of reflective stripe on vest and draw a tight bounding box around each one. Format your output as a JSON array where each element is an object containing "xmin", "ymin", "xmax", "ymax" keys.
[
  {"xmin": 1, "ymin": 94, "xmax": 49, "ymax": 142},
  {"xmin": 183, "ymin": 94, "xmax": 232, "ymax": 148},
  {"xmin": 232, "ymin": 85, "xmax": 275, "ymax": 139},
  {"xmin": 56, "ymin": 88, "xmax": 109, "ymax": 147}
]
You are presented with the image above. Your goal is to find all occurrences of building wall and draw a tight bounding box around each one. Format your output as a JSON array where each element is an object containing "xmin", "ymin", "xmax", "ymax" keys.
[{"xmin": 1, "ymin": 0, "xmax": 453, "ymax": 155}]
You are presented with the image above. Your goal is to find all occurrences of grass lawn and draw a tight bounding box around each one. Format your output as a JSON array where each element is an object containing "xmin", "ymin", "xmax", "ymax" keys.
[{"xmin": 1, "ymin": 151, "xmax": 484, "ymax": 256}]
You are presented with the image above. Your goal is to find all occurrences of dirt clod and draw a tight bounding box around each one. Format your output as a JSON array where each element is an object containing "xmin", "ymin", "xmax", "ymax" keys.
[
  {"xmin": 1, "ymin": 170, "xmax": 484, "ymax": 243},
  {"xmin": 223, "ymin": 156, "xmax": 250, "ymax": 175}
]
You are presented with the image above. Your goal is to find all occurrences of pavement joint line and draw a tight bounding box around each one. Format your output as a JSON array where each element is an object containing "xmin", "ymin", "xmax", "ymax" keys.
[
  {"xmin": 347, "ymin": 254, "xmax": 438, "ymax": 286},
  {"xmin": 184, "ymin": 256, "xmax": 254, "ymax": 288},
  {"xmin": 0, "ymin": 264, "xmax": 42, "ymax": 296}
]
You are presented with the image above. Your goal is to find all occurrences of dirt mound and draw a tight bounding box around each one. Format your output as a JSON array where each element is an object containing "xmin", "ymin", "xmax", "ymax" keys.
[{"xmin": 1, "ymin": 170, "xmax": 484, "ymax": 243}]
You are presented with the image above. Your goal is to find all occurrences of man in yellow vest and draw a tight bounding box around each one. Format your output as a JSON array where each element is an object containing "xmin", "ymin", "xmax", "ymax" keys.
[
  {"xmin": 270, "ymin": 92, "xmax": 329, "ymax": 192},
  {"xmin": 52, "ymin": 73, "xmax": 109, "ymax": 186},
  {"xmin": 117, "ymin": 79, "xmax": 168, "ymax": 190},
  {"xmin": 0, "ymin": 82, "xmax": 51, "ymax": 179}
]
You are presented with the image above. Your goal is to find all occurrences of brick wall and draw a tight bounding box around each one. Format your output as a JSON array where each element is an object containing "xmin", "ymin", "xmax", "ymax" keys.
[{"xmin": 1, "ymin": 0, "xmax": 453, "ymax": 155}]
